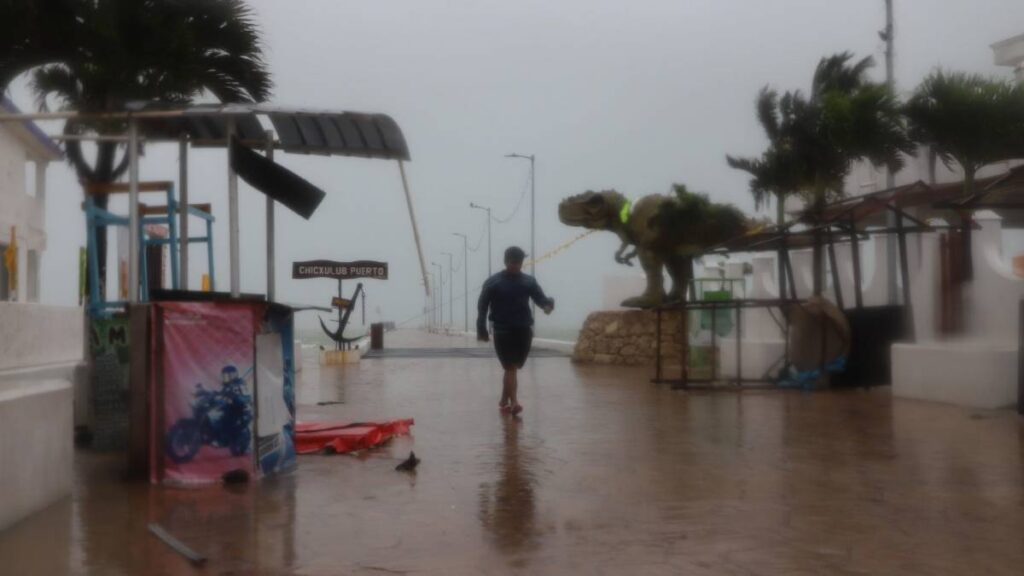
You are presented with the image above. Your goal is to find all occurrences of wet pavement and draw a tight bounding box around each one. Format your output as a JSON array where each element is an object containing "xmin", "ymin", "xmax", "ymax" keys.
[{"xmin": 2, "ymin": 330, "xmax": 1024, "ymax": 575}]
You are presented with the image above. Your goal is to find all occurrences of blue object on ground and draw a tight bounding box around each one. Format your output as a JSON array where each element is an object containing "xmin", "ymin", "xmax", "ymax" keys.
[{"xmin": 777, "ymin": 356, "xmax": 848, "ymax": 391}]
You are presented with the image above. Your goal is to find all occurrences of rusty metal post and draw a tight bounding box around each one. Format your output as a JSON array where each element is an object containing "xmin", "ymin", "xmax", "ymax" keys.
[
  {"xmin": 736, "ymin": 302, "xmax": 743, "ymax": 386},
  {"xmin": 654, "ymin": 308, "xmax": 663, "ymax": 382},
  {"xmin": 680, "ymin": 305, "xmax": 689, "ymax": 389},
  {"xmin": 710, "ymin": 301, "xmax": 717, "ymax": 382},
  {"xmin": 827, "ymin": 225, "xmax": 844, "ymax": 309},
  {"xmin": 849, "ymin": 218, "xmax": 863, "ymax": 309},
  {"xmin": 897, "ymin": 211, "xmax": 916, "ymax": 342}
]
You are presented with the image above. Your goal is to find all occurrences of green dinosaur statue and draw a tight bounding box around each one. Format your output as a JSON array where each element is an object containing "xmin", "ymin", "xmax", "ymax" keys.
[{"xmin": 558, "ymin": 184, "xmax": 751, "ymax": 308}]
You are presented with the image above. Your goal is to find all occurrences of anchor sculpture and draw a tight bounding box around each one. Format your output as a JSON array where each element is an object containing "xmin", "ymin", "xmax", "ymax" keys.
[{"xmin": 319, "ymin": 282, "xmax": 364, "ymax": 348}]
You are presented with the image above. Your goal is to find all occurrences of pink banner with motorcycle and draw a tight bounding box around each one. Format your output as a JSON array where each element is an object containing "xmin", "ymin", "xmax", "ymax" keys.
[{"xmin": 154, "ymin": 302, "xmax": 260, "ymax": 484}]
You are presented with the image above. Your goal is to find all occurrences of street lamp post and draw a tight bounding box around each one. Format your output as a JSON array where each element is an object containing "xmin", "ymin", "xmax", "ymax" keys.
[
  {"xmin": 505, "ymin": 153, "xmax": 536, "ymax": 280},
  {"xmin": 428, "ymin": 271, "xmax": 436, "ymax": 332},
  {"xmin": 442, "ymin": 252, "xmax": 454, "ymax": 328},
  {"xmin": 432, "ymin": 262, "xmax": 443, "ymax": 333},
  {"xmin": 469, "ymin": 202, "xmax": 493, "ymax": 276},
  {"xmin": 453, "ymin": 233, "xmax": 469, "ymax": 332}
]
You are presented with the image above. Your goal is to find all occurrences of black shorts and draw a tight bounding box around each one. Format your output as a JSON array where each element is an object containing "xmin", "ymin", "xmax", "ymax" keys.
[{"xmin": 493, "ymin": 327, "xmax": 533, "ymax": 369}]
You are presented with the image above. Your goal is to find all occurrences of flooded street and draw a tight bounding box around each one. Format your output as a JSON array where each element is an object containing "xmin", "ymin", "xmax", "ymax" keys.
[{"xmin": 2, "ymin": 331, "xmax": 1024, "ymax": 575}]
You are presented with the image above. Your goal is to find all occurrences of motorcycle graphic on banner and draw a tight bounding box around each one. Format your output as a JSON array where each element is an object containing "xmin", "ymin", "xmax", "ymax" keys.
[
  {"xmin": 159, "ymin": 302, "xmax": 259, "ymax": 483},
  {"xmin": 165, "ymin": 365, "xmax": 254, "ymax": 464}
]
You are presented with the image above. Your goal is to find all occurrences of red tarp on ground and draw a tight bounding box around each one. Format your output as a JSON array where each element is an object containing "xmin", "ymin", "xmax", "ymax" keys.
[{"xmin": 294, "ymin": 420, "xmax": 414, "ymax": 455}]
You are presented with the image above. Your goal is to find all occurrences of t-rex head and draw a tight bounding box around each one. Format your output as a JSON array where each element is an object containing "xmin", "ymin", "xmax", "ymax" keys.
[{"xmin": 558, "ymin": 190, "xmax": 626, "ymax": 230}]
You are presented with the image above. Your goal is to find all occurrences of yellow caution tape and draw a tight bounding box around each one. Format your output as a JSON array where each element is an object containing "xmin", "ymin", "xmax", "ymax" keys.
[{"xmin": 525, "ymin": 230, "xmax": 596, "ymax": 267}]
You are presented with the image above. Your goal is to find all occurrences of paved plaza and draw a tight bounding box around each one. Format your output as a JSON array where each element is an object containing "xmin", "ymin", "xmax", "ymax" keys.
[{"xmin": 2, "ymin": 331, "xmax": 1023, "ymax": 575}]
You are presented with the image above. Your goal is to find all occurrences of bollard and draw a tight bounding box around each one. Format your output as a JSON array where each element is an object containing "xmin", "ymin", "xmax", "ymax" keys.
[{"xmin": 371, "ymin": 322, "xmax": 384, "ymax": 350}]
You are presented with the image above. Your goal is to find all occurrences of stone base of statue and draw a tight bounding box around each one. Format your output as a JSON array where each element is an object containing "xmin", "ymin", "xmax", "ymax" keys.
[
  {"xmin": 573, "ymin": 309, "xmax": 686, "ymax": 366},
  {"xmin": 573, "ymin": 308, "xmax": 787, "ymax": 382}
]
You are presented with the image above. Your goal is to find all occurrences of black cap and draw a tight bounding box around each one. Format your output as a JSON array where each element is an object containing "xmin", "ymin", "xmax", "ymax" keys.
[{"xmin": 504, "ymin": 246, "xmax": 526, "ymax": 264}]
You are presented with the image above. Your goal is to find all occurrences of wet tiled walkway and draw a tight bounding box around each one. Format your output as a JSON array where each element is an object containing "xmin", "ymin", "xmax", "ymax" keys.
[{"xmin": 2, "ymin": 331, "xmax": 1023, "ymax": 575}]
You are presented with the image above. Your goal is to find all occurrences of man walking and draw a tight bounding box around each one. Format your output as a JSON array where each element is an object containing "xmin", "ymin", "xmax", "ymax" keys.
[{"xmin": 477, "ymin": 246, "xmax": 554, "ymax": 415}]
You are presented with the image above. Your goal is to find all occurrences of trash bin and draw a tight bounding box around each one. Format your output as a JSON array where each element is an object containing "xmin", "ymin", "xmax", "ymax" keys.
[{"xmin": 371, "ymin": 322, "xmax": 384, "ymax": 350}]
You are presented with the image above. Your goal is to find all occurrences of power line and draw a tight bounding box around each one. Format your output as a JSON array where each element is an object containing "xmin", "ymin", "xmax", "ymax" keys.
[
  {"xmin": 403, "ymin": 232, "xmax": 595, "ymax": 328},
  {"xmin": 398, "ymin": 284, "xmax": 483, "ymax": 328},
  {"xmin": 468, "ymin": 220, "xmax": 486, "ymax": 252},
  {"xmin": 491, "ymin": 169, "xmax": 531, "ymax": 224}
]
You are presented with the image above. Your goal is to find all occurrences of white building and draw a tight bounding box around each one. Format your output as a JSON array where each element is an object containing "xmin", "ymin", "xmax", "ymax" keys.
[
  {"xmin": 992, "ymin": 33, "xmax": 1024, "ymax": 82},
  {"xmin": 0, "ymin": 97, "xmax": 61, "ymax": 302},
  {"xmin": 0, "ymin": 100, "xmax": 81, "ymax": 531}
]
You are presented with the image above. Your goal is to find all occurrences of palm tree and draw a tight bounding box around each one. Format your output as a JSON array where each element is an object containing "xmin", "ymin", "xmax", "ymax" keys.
[
  {"xmin": 1, "ymin": 0, "xmax": 272, "ymax": 288},
  {"xmin": 729, "ymin": 53, "xmax": 911, "ymax": 296},
  {"xmin": 727, "ymin": 88, "xmax": 807, "ymax": 296},
  {"xmin": 905, "ymin": 71, "xmax": 1024, "ymax": 279},
  {"xmin": 905, "ymin": 71, "xmax": 1024, "ymax": 196}
]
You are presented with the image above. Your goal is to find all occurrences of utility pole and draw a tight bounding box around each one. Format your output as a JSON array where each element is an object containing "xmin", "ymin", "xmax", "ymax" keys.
[
  {"xmin": 432, "ymin": 262, "xmax": 443, "ymax": 332},
  {"xmin": 883, "ymin": 0, "xmax": 899, "ymax": 305},
  {"xmin": 428, "ymin": 271, "xmax": 436, "ymax": 332},
  {"xmin": 506, "ymin": 153, "xmax": 537, "ymax": 315},
  {"xmin": 505, "ymin": 153, "xmax": 536, "ymax": 279},
  {"xmin": 454, "ymin": 233, "xmax": 469, "ymax": 332},
  {"xmin": 470, "ymin": 202, "xmax": 493, "ymax": 276},
  {"xmin": 442, "ymin": 252, "xmax": 454, "ymax": 327}
]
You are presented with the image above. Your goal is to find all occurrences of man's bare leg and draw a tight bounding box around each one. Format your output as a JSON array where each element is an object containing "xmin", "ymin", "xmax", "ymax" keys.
[
  {"xmin": 500, "ymin": 368, "xmax": 513, "ymax": 408},
  {"xmin": 509, "ymin": 367, "xmax": 520, "ymax": 412}
]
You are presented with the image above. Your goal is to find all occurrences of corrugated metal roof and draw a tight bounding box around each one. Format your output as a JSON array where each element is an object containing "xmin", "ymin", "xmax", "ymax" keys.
[{"xmin": 137, "ymin": 104, "xmax": 410, "ymax": 160}]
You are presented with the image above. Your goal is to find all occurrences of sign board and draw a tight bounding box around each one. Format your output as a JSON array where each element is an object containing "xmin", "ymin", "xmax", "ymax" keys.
[
  {"xmin": 331, "ymin": 297, "xmax": 352, "ymax": 309},
  {"xmin": 292, "ymin": 260, "xmax": 388, "ymax": 280}
]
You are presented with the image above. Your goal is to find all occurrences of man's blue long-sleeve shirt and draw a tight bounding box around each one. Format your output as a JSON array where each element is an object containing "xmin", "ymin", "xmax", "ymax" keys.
[{"xmin": 477, "ymin": 271, "xmax": 553, "ymax": 336}]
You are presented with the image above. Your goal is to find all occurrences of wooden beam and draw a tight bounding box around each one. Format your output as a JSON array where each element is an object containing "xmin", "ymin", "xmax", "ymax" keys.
[
  {"xmin": 826, "ymin": 225, "xmax": 844, "ymax": 310},
  {"xmin": 897, "ymin": 212, "xmax": 916, "ymax": 342},
  {"xmin": 849, "ymin": 218, "xmax": 863, "ymax": 309},
  {"xmin": 85, "ymin": 180, "xmax": 173, "ymax": 195},
  {"xmin": 139, "ymin": 203, "xmax": 211, "ymax": 216}
]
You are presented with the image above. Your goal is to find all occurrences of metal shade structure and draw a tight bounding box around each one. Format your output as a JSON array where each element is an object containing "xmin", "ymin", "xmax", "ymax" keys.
[
  {"xmin": 935, "ymin": 165, "xmax": 1024, "ymax": 225},
  {"xmin": 136, "ymin": 104, "xmax": 410, "ymax": 160},
  {"xmin": 229, "ymin": 137, "xmax": 326, "ymax": 219},
  {"xmin": 0, "ymin": 103, "xmax": 428, "ymax": 306}
]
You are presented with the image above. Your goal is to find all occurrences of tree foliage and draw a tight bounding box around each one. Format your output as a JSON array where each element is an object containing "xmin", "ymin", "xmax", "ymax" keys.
[
  {"xmin": 905, "ymin": 71, "xmax": 1024, "ymax": 191},
  {"xmin": 728, "ymin": 52, "xmax": 912, "ymax": 211},
  {"xmin": 653, "ymin": 184, "xmax": 750, "ymax": 249},
  {"xmin": 1, "ymin": 0, "xmax": 272, "ymax": 280}
]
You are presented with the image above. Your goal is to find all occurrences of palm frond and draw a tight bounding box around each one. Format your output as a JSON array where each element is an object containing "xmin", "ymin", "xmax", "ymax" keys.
[
  {"xmin": 30, "ymin": 64, "xmax": 81, "ymax": 111},
  {"xmin": 755, "ymin": 87, "xmax": 780, "ymax": 142}
]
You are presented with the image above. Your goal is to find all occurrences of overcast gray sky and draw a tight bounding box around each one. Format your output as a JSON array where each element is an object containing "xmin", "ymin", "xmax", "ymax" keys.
[{"xmin": 14, "ymin": 0, "xmax": 1024, "ymax": 335}]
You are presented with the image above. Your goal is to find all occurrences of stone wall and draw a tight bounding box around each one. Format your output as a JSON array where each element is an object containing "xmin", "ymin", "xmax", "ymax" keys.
[{"xmin": 573, "ymin": 310, "xmax": 685, "ymax": 365}]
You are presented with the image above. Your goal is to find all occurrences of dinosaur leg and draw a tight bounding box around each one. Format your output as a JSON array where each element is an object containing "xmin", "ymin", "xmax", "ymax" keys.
[
  {"xmin": 621, "ymin": 250, "xmax": 665, "ymax": 308},
  {"xmin": 666, "ymin": 255, "xmax": 693, "ymax": 303}
]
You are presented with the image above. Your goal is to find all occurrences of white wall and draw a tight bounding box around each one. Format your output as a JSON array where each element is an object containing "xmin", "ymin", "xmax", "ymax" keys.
[
  {"xmin": 0, "ymin": 303, "xmax": 81, "ymax": 531},
  {"xmin": 0, "ymin": 379, "xmax": 73, "ymax": 531},
  {"xmin": 892, "ymin": 211, "xmax": 1024, "ymax": 408},
  {"xmin": 0, "ymin": 124, "xmax": 48, "ymax": 303},
  {"xmin": 0, "ymin": 302, "xmax": 84, "ymax": 372}
]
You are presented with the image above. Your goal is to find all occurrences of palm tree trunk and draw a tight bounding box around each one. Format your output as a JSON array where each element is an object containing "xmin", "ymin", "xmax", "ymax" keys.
[
  {"xmin": 812, "ymin": 186, "xmax": 825, "ymax": 297},
  {"xmin": 960, "ymin": 169, "xmax": 975, "ymax": 281},
  {"xmin": 776, "ymin": 192, "xmax": 787, "ymax": 298}
]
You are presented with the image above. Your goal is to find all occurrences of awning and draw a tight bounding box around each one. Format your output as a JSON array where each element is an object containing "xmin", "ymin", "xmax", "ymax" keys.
[{"xmin": 130, "ymin": 103, "xmax": 410, "ymax": 160}]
